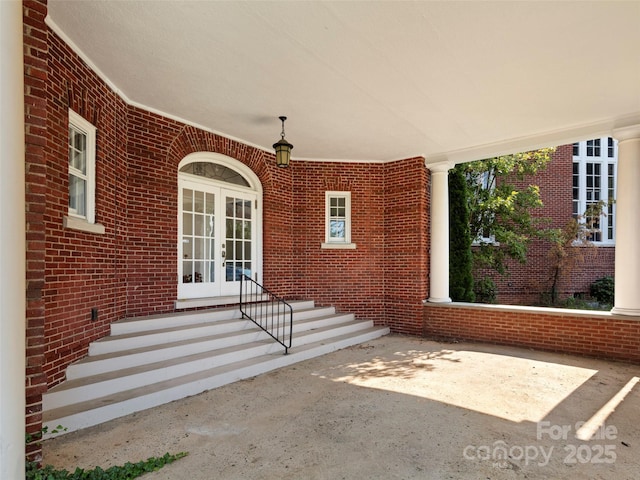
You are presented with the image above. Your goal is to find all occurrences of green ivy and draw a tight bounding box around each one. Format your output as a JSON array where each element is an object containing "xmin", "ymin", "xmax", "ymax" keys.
[
  {"xmin": 26, "ymin": 452, "xmax": 188, "ymax": 480},
  {"xmin": 26, "ymin": 426, "xmax": 187, "ymax": 480}
]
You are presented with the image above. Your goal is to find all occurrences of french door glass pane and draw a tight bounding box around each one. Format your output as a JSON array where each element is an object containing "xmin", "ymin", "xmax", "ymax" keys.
[
  {"xmin": 181, "ymin": 187, "xmax": 215, "ymax": 285},
  {"xmin": 225, "ymin": 195, "xmax": 253, "ymax": 282}
]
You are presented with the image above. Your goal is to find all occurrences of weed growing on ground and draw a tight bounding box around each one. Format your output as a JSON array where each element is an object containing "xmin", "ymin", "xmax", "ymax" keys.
[{"xmin": 26, "ymin": 426, "xmax": 187, "ymax": 480}]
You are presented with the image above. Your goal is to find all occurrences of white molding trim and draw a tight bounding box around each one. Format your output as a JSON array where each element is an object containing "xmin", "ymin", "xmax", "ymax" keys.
[
  {"xmin": 321, "ymin": 243, "xmax": 357, "ymax": 250},
  {"xmin": 63, "ymin": 216, "xmax": 106, "ymax": 234}
]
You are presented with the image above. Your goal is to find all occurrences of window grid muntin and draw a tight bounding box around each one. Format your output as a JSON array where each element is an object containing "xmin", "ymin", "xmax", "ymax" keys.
[
  {"xmin": 325, "ymin": 191, "xmax": 351, "ymax": 244},
  {"xmin": 586, "ymin": 139, "xmax": 601, "ymax": 157},
  {"xmin": 573, "ymin": 137, "xmax": 617, "ymax": 244},
  {"xmin": 225, "ymin": 196, "xmax": 253, "ymax": 281},
  {"xmin": 181, "ymin": 188, "xmax": 216, "ymax": 284}
]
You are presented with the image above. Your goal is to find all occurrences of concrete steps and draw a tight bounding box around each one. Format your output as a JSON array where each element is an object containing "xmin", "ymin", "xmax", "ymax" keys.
[{"xmin": 43, "ymin": 300, "xmax": 388, "ymax": 436}]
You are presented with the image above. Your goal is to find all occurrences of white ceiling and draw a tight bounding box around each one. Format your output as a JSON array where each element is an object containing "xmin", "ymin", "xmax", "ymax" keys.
[{"xmin": 47, "ymin": 1, "xmax": 640, "ymax": 164}]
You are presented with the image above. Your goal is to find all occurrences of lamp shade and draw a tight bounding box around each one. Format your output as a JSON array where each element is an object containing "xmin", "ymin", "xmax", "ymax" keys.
[{"xmin": 273, "ymin": 137, "xmax": 293, "ymax": 167}]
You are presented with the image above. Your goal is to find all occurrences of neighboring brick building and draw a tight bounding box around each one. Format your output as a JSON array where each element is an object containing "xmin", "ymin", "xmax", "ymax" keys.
[{"xmin": 475, "ymin": 144, "xmax": 615, "ymax": 305}]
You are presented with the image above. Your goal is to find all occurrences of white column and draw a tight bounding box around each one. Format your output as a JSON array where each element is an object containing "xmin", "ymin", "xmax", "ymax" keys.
[
  {"xmin": 428, "ymin": 164, "xmax": 452, "ymax": 303},
  {"xmin": 611, "ymin": 125, "xmax": 640, "ymax": 316},
  {"xmin": 0, "ymin": 1, "xmax": 26, "ymax": 479}
]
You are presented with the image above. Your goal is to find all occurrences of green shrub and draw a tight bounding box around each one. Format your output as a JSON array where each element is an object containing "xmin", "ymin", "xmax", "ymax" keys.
[
  {"xmin": 590, "ymin": 276, "xmax": 614, "ymax": 305},
  {"xmin": 449, "ymin": 165, "xmax": 475, "ymax": 302},
  {"xmin": 474, "ymin": 276, "xmax": 497, "ymax": 304}
]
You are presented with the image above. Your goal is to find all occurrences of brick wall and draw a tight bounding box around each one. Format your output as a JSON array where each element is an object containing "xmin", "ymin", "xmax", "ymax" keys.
[
  {"xmin": 289, "ymin": 158, "xmax": 428, "ymax": 335},
  {"xmin": 39, "ymin": 22, "xmax": 430, "ymax": 394},
  {"xmin": 424, "ymin": 303, "xmax": 640, "ymax": 364},
  {"xmin": 43, "ymin": 27, "xmax": 128, "ymax": 387},
  {"xmin": 291, "ymin": 161, "xmax": 386, "ymax": 320},
  {"xmin": 24, "ymin": 0, "xmax": 49, "ymax": 460},
  {"xmin": 385, "ymin": 158, "xmax": 429, "ymax": 335}
]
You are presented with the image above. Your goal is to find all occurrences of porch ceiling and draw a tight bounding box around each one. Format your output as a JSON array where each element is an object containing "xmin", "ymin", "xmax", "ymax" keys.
[{"xmin": 47, "ymin": 1, "xmax": 640, "ymax": 164}]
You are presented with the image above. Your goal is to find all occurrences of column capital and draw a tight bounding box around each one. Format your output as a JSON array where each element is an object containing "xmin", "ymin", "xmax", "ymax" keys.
[
  {"xmin": 425, "ymin": 159, "xmax": 454, "ymax": 172},
  {"xmin": 613, "ymin": 124, "xmax": 640, "ymax": 142}
]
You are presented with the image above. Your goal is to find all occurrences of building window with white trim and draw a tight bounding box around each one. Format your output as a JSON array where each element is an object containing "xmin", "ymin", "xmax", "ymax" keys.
[
  {"xmin": 65, "ymin": 110, "xmax": 104, "ymax": 234},
  {"xmin": 322, "ymin": 191, "xmax": 356, "ymax": 249},
  {"xmin": 572, "ymin": 137, "xmax": 617, "ymax": 244}
]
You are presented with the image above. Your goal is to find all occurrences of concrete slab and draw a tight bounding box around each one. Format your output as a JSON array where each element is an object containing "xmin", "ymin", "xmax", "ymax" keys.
[{"xmin": 42, "ymin": 335, "xmax": 640, "ymax": 479}]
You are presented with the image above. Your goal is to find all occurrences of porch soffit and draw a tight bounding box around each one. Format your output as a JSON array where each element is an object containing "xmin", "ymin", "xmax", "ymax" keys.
[{"xmin": 47, "ymin": 1, "xmax": 640, "ymax": 164}]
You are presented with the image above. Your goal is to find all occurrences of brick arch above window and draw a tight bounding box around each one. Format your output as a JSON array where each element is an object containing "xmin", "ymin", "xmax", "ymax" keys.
[{"xmin": 166, "ymin": 125, "xmax": 272, "ymax": 186}]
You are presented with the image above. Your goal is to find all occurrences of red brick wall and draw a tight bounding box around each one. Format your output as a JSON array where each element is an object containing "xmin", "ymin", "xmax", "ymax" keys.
[
  {"xmin": 24, "ymin": 0, "xmax": 49, "ymax": 459},
  {"xmin": 385, "ymin": 158, "xmax": 429, "ymax": 335},
  {"xmin": 289, "ymin": 158, "xmax": 428, "ymax": 334},
  {"xmin": 291, "ymin": 162, "xmax": 386, "ymax": 320},
  {"xmin": 39, "ymin": 22, "xmax": 431, "ymax": 394},
  {"xmin": 424, "ymin": 304, "xmax": 640, "ymax": 364},
  {"xmin": 43, "ymin": 28, "xmax": 128, "ymax": 387},
  {"xmin": 477, "ymin": 145, "xmax": 615, "ymax": 305},
  {"xmin": 124, "ymin": 117, "xmax": 292, "ymax": 315}
]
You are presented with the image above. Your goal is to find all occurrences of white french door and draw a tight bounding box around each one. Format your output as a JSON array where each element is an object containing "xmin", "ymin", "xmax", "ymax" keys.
[{"xmin": 178, "ymin": 177, "xmax": 257, "ymax": 299}]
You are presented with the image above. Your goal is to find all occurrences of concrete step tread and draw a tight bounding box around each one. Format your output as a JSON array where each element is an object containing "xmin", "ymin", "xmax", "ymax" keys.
[
  {"xmin": 47, "ymin": 339, "xmax": 274, "ymax": 393},
  {"xmin": 43, "ymin": 326, "xmax": 389, "ymax": 424},
  {"xmin": 75, "ymin": 326, "xmax": 260, "ymax": 364},
  {"xmin": 48, "ymin": 318, "xmax": 373, "ymax": 393},
  {"xmin": 80, "ymin": 312, "xmax": 356, "ymax": 365},
  {"xmin": 99, "ymin": 306, "xmax": 335, "ymax": 343},
  {"xmin": 115, "ymin": 300, "xmax": 314, "ymax": 327}
]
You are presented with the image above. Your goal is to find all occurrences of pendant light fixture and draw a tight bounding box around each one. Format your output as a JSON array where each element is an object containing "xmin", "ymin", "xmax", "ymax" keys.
[{"xmin": 273, "ymin": 116, "xmax": 293, "ymax": 167}]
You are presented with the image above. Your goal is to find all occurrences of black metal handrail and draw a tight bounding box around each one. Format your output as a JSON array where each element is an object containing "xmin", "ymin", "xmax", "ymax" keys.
[{"xmin": 239, "ymin": 274, "xmax": 293, "ymax": 354}]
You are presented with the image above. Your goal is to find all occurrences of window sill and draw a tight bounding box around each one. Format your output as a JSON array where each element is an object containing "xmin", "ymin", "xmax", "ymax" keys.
[
  {"xmin": 321, "ymin": 242, "xmax": 357, "ymax": 250},
  {"xmin": 64, "ymin": 216, "xmax": 106, "ymax": 234}
]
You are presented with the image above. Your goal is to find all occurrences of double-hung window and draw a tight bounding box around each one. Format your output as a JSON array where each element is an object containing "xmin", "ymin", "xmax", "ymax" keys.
[
  {"xmin": 322, "ymin": 191, "xmax": 355, "ymax": 249},
  {"xmin": 66, "ymin": 110, "xmax": 103, "ymax": 233},
  {"xmin": 572, "ymin": 137, "xmax": 617, "ymax": 244}
]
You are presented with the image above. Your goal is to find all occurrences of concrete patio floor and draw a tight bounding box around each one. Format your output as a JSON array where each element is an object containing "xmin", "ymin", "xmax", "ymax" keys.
[{"xmin": 42, "ymin": 335, "xmax": 640, "ymax": 479}]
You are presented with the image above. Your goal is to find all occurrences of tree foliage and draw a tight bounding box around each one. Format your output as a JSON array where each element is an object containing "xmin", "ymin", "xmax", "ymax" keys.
[
  {"xmin": 458, "ymin": 148, "xmax": 556, "ymax": 275},
  {"xmin": 448, "ymin": 165, "xmax": 475, "ymax": 302}
]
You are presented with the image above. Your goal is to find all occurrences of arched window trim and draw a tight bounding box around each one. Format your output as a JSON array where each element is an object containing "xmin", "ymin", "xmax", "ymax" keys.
[{"xmin": 178, "ymin": 152, "xmax": 262, "ymax": 194}]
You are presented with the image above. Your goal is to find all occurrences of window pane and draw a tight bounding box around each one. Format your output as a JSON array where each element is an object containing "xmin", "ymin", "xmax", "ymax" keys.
[
  {"xmin": 608, "ymin": 138, "xmax": 614, "ymax": 157},
  {"xmin": 330, "ymin": 219, "xmax": 346, "ymax": 239},
  {"xmin": 226, "ymin": 218, "xmax": 233, "ymax": 238},
  {"xmin": 69, "ymin": 174, "xmax": 86, "ymax": 216},
  {"xmin": 205, "ymin": 193, "xmax": 215, "ymax": 215},
  {"xmin": 183, "ymin": 189, "xmax": 193, "ymax": 212},
  {"xmin": 226, "ymin": 197, "xmax": 234, "ymax": 217},
  {"xmin": 179, "ymin": 162, "xmax": 250, "ymax": 187},
  {"xmin": 182, "ymin": 261, "xmax": 193, "ymax": 283},
  {"xmin": 205, "ymin": 214, "xmax": 214, "ymax": 237},
  {"xmin": 194, "ymin": 238, "xmax": 205, "ymax": 259},
  {"xmin": 194, "ymin": 213, "xmax": 204, "ymax": 236},
  {"xmin": 183, "ymin": 212, "xmax": 193, "ymax": 235},
  {"xmin": 194, "ymin": 191, "xmax": 204, "ymax": 213},
  {"xmin": 69, "ymin": 129, "xmax": 87, "ymax": 173},
  {"xmin": 182, "ymin": 237, "xmax": 192, "ymax": 259}
]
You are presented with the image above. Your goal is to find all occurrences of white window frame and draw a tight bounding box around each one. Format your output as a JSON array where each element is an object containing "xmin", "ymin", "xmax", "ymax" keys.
[
  {"xmin": 470, "ymin": 171, "xmax": 499, "ymax": 246},
  {"xmin": 572, "ymin": 137, "xmax": 617, "ymax": 245},
  {"xmin": 65, "ymin": 109, "xmax": 104, "ymax": 234},
  {"xmin": 322, "ymin": 191, "xmax": 356, "ymax": 249}
]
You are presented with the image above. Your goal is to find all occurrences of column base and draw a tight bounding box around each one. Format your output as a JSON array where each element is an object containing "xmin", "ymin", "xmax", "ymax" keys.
[
  {"xmin": 610, "ymin": 306, "xmax": 640, "ymax": 317},
  {"xmin": 428, "ymin": 297, "xmax": 452, "ymax": 304}
]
